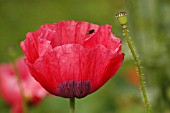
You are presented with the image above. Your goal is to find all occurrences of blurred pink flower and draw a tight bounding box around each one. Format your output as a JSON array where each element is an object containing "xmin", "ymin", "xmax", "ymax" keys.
[
  {"xmin": 20, "ymin": 20, "xmax": 124, "ymax": 98},
  {"xmin": 0, "ymin": 58, "xmax": 48, "ymax": 113}
]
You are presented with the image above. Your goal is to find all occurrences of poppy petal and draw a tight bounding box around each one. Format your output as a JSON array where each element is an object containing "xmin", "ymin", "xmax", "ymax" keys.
[{"xmin": 26, "ymin": 44, "xmax": 124, "ymax": 98}]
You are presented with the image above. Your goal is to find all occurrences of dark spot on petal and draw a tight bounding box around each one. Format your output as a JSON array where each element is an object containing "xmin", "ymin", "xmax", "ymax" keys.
[
  {"xmin": 57, "ymin": 80, "xmax": 91, "ymax": 98},
  {"xmin": 87, "ymin": 29, "xmax": 95, "ymax": 34}
]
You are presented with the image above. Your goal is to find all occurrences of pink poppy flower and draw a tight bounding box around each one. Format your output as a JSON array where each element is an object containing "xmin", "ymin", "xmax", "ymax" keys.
[
  {"xmin": 20, "ymin": 20, "xmax": 124, "ymax": 98},
  {"xmin": 0, "ymin": 58, "xmax": 47, "ymax": 113}
]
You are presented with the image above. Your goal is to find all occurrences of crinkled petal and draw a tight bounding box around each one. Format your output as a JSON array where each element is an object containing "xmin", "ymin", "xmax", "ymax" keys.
[
  {"xmin": 21, "ymin": 20, "xmax": 122, "ymax": 64},
  {"xmin": 37, "ymin": 20, "xmax": 99, "ymax": 47},
  {"xmin": 90, "ymin": 52, "xmax": 124, "ymax": 92},
  {"xmin": 27, "ymin": 44, "xmax": 124, "ymax": 98},
  {"xmin": 83, "ymin": 25, "xmax": 122, "ymax": 53},
  {"xmin": 20, "ymin": 33, "xmax": 52, "ymax": 64}
]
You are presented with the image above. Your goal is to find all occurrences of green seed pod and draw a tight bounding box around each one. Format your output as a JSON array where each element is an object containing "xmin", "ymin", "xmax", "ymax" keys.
[{"xmin": 115, "ymin": 12, "xmax": 127, "ymax": 29}]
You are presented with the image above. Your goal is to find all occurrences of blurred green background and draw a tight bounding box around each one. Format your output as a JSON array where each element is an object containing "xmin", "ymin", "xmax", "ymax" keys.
[{"xmin": 0, "ymin": 0, "xmax": 170, "ymax": 113}]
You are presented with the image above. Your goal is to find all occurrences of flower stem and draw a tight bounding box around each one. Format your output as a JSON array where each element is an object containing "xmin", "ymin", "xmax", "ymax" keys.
[
  {"xmin": 123, "ymin": 28, "xmax": 151, "ymax": 113},
  {"xmin": 116, "ymin": 12, "xmax": 151, "ymax": 113},
  {"xmin": 70, "ymin": 98, "xmax": 75, "ymax": 113},
  {"xmin": 12, "ymin": 62, "xmax": 28, "ymax": 113}
]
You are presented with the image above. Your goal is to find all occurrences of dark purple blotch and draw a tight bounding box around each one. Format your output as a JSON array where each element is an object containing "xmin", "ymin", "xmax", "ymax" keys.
[{"xmin": 57, "ymin": 80, "xmax": 91, "ymax": 98}]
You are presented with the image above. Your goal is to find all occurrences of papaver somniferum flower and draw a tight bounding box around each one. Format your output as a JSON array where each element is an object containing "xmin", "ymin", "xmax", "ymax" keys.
[
  {"xmin": 20, "ymin": 20, "xmax": 124, "ymax": 98},
  {"xmin": 0, "ymin": 58, "xmax": 47, "ymax": 113}
]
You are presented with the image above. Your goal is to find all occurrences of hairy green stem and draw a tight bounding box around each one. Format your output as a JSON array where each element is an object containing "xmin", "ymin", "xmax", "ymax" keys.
[
  {"xmin": 70, "ymin": 98, "xmax": 75, "ymax": 113},
  {"xmin": 123, "ymin": 28, "xmax": 150, "ymax": 113},
  {"xmin": 12, "ymin": 62, "xmax": 28, "ymax": 113}
]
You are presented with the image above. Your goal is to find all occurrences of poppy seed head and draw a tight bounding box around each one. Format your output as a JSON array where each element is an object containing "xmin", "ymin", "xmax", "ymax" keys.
[{"xmin": 115, "ymin": 12, "xmax": 127, "ymax": 28}]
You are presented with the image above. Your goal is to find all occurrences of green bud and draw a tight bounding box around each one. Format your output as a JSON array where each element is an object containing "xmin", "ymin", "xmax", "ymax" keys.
[{"xmin": 115, "ymin": 12, "xmax": 127, "ymax": 28}]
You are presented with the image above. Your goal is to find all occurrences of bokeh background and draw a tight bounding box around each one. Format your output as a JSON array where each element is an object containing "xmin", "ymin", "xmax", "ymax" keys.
[{"xmin": 0, "ymin": 0, "xmax": 170, "ymax": 113}]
